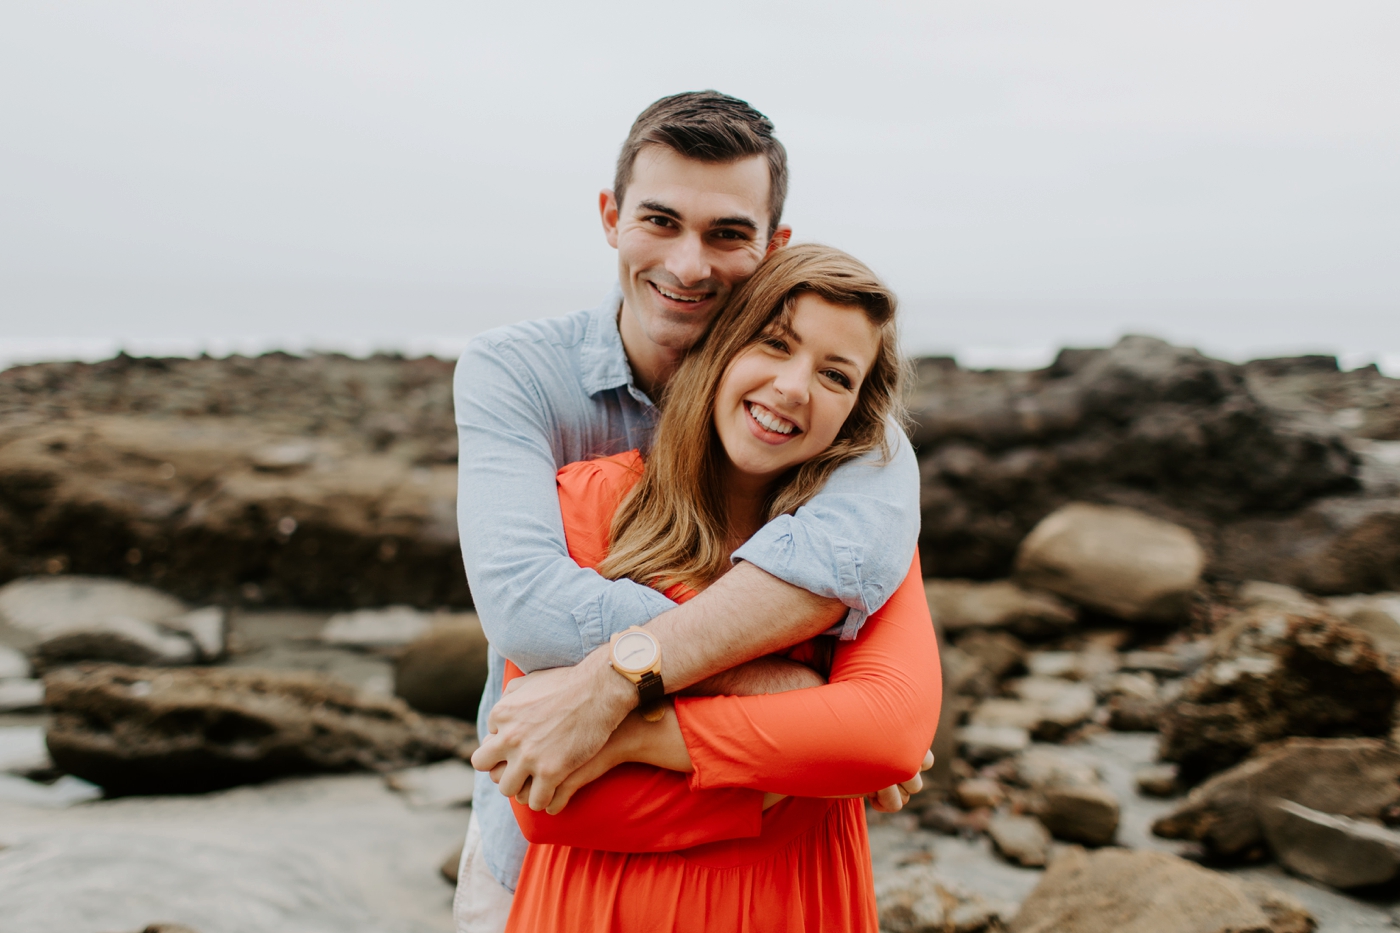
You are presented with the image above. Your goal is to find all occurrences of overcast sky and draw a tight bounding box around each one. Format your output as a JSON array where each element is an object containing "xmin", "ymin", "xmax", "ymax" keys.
[{"xmin": 2, "ymin": 2, "xmax": 1397, "ymax": 370}]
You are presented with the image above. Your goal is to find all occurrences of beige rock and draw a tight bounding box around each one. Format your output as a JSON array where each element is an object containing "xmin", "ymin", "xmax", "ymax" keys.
[
  {"xmin": 1152, "ymin": 737, "xmax": 1400, "ymax": 857},
  {"xmin": 394, "ymin": 617, "xmax": 490, "ymax": 721},
  {"xmin": 1009, "ymin": 847, "xmax": 1277, "ymax": 933},
  {"xmin": 1014, "ymin": 503, "xmax": 1205, "ymax": 622},
  {"xmin": 988, "ymin": 812, "xmax": 1052, "ymax": 867},
  {"xmin": 1012, "ymin": 746, "xmax": 1101, "ymax": 791},
  {"xmin": 44, "ymin": 662, "xmax": 476, "ymax": 794},
  {"xmin": 952, "ymin": 630, "xmax": 1026, "ymax": 681},
  {"xmin": 1259, "ymin": 798, "xmax": 1400, "ymax": 889},
  {"xmin": 34, "ymin": 615, "xmax": 197, "ymax": 670},
  {"xmin": 1134, "ymin": 763, "xmax": 1179, "ymax": 798},
  {"xmin": 954, "ymin": 778, "xmax": 1005, "ymax": 810},
  {"xmin": 924, "ymin": 579, "xmax": 1078, "ymax": 638},
  {"xmin": 0, "ymin": 576, "xmax": 186, "ymax": 639},
  {"xmin": 957, "ymin": 724, "xmax": 1030, "ymax": 761},
  {"xmin": 1237, "ymin": 880, "xmax": 1316, "ymax": 933},
  {"xmin": 1035, "ymin": 785, "xmax": 1120, "ymax": 846},
  {"xmin": 1326, "ymin": 592, "xmax": 1400, "ymax": 651}
]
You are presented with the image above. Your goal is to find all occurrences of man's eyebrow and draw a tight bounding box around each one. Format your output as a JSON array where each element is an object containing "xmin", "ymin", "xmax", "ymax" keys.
[
  {"xmin": 636, "ymin": 200, "xmax": 759, "ymax": 233},
  {"xmin": 637, "ymin": 200, "xmax": 681, "ymax": 220},
  {"xmin": 710, "ymin": 215, "xmax": 759, "ymax": 232}
]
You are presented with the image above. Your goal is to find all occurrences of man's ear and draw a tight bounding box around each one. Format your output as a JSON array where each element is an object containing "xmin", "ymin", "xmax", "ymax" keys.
[
  {"xmin": 599, "ymin": 189, "xmax": 621, "ymax": 249},
  {"xmin": 766, "ymin": 225, "xmax": 793, "ymax": 255}
]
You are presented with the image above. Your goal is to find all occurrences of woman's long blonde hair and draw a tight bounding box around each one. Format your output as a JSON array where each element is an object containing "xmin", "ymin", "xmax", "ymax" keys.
[{"xmin": 598, "ymin": 243, "xmax": 908, "ymax": 592}]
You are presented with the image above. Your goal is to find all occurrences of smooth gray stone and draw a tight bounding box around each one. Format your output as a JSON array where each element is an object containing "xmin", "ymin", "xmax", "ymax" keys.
[{"xmin": 1260, "ymin": 798, "xmax": 1400, "ymax": 890}]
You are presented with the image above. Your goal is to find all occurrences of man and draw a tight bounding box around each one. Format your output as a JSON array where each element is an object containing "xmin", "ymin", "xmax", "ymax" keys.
[{"xmin": 453, "ymin": 91, "xmax": 921, "ymax": 932}]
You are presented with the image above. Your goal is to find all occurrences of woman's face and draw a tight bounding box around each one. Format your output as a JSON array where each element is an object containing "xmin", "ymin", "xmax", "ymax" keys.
[{"xmin": 713, "ymin": 292, "xmax": 882, "ymax": 487}]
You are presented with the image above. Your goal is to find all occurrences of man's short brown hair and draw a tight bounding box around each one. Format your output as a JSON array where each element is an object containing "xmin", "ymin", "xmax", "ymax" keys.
[{"xmin": 614, "ymin": 90, "xmax": 789, "ymax": 237}]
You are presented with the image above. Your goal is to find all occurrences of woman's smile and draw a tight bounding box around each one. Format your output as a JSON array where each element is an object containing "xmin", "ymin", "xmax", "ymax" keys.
[
  {"xmin": 744, "ymin": 400, "xmax": 800, "ymax": 441},
  {"xmin": 714, "ymin": 292, "xmax": 881, "ymax": 486}
]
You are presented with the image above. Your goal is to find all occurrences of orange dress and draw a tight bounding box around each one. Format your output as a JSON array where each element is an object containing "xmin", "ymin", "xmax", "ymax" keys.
[{"xmin": 501, "ymin": 451, "xmax": 942, "ymax": 933}]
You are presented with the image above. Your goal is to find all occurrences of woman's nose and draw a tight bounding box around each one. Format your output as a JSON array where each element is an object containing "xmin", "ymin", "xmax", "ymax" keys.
[{"xmin": 772, "ymin": 361, "xmax": 811, "ymax": 406}]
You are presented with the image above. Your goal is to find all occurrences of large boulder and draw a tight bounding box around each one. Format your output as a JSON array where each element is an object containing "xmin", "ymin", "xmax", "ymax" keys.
[
  {"xmin": 0, "ymin": 353, "xmax": 465, "ymax": 608},
  {"xmin": 1008, "ymin": 847, "xmax": 1306, "ymax": 933},
  {"xmin": 1159, "ymin": 605, "xmax": 1400, "ymax": 782},
  {"xmin": 1014, "ymin": 503, "xmax": 1205, "ymax": 622},
  {"xmin": 1152, "ymin": 737, "xmax": 1400, "ymax": 857},
  {"xmin": 43, "ymin": 663, "xmax": 476, "ymax": 794},
  {"xmin": 393, "ymin": 617, "xmax": 490, "ymax": 721},
  {"xmin": 912, "ymin": 337, "xmax": 1360, "ymax": 581}
]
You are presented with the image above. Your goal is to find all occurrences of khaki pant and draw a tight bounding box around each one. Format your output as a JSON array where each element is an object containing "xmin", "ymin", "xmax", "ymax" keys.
[{"xmin": 453, "ymin": 812, "xmax": 515, "ymax": 933}]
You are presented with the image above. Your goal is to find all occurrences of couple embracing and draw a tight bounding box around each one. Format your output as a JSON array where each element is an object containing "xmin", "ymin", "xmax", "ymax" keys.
[{"xmin": 454, "ymin": 90, "xmax": 942, "ymax": 933}]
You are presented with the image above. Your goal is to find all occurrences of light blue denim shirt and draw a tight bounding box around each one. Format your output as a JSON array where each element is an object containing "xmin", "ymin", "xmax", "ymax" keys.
[{"xmin": 454, "ymin": 287, "xmax": 921, "ymax": 890}]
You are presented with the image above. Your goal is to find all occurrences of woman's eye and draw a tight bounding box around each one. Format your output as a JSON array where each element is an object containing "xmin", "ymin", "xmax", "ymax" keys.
[
  {"xmin": 762, "ymin": 336, "xmax": 788, "ymax": 352},
  {"xmin": 823, "ymin": 370, "xmax": 853, "ymax": 389}
]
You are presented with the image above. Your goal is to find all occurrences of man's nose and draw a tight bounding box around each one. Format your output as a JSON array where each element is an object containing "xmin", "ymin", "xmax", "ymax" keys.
[{"xmin": 666, "ymin": 233, "xmax": 711, "ymax": 287}]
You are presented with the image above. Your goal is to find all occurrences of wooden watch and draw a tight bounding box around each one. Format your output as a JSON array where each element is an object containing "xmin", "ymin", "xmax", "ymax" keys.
[{"xmin": 609, "ymin": 626, "xmax": 666, "ymax": 722}]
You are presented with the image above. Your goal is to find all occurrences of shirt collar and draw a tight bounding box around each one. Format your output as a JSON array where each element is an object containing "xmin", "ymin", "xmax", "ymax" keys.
[{"xmin": 579, "ymin": 285, "xmax": 653, "ymax": 405}]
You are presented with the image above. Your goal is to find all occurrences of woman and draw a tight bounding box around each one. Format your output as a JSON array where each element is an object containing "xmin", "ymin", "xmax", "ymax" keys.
[{"xmin": 500, "ymin": 244, "xmax": 942, "ymax": 932}]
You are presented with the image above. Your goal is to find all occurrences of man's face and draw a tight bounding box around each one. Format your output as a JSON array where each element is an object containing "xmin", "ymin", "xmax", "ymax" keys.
[{"xmin": 602, "ymin": 146, "xmax": 791, "ymax": 359}]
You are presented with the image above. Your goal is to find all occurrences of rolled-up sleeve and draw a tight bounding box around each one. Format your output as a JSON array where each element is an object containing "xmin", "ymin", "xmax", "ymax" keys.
[
  {"xmin": 455, "ymin": 339, "xmax": 676, "ymax": 671},
  {"xmin": 731, "ymin": 420, "xmax": 920, "ymax": 640}
]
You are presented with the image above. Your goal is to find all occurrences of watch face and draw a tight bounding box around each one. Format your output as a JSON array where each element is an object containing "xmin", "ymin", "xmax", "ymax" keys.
[{"xmin": 614, "ymin": 631, "xmax": 658, "ymax": 673}]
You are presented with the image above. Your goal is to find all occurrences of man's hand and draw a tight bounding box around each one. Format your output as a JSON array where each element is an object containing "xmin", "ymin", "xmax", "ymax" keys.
[
  {"xmin": 868, "ymin": 749, "xmax": 935, "ymax": 813},
  {"xmin": 471, "ymin": 646, "xmax": 636, "ymax": 812}
]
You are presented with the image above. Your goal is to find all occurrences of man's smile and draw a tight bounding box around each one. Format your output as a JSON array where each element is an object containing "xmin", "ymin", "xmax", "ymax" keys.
[{"xmin": 648, "ymin": 280, "xmax": 714, "ymax": 306}]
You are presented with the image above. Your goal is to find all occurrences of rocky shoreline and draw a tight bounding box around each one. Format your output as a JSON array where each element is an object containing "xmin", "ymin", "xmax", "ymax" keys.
[{"xmin": 2, "ymin": 339, "xmax": 1399, "ymax": 932}]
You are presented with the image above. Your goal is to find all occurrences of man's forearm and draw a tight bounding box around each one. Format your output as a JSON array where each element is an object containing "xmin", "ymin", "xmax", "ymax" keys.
[
  {"xmin": 649, "ymin": 562, "xmax": 845, "ymax": 693},
  {"xmin": 680, "ymin": 656, "xmax": 825, "ymax": 697}
]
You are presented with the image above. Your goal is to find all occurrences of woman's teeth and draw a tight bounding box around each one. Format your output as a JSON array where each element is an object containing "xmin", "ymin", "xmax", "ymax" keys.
[
  {"xmin": 655, "ymin": 284, "xmax": 704, "ymax": 303},
  {"xmin": 748, "ymin": 402, "xmax": 796, "ymax": 435}
]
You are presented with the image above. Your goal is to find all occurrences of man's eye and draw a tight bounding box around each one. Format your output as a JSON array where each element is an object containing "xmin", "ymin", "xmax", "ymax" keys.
[
  {"xmin": 645, "ymin": 215, "xmax": 674, "ymax": 228},
  {"xmin": 714, "ymin": 229, "xmax": 749, "ymax": 241}
]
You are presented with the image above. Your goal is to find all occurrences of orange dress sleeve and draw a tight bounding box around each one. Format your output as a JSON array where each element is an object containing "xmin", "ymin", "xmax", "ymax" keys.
[
  {"xmin": 505, "ymin": 452, "xmax": 766, "ymax": 852},
  {"xmin": 674, "ymin": 551, "xmax": 942, "ymax": 797}
]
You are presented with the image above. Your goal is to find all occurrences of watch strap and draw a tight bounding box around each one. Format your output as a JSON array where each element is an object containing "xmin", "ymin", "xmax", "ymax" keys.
[{"xmin": 635, "ymin": 670, "xmax": 664, "ymax": 707}]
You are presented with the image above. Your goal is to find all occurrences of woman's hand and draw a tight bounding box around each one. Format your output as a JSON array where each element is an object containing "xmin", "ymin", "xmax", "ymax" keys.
[{"xmin": 867, "ymin": 749, "xmax": 935, "ymax": 813}]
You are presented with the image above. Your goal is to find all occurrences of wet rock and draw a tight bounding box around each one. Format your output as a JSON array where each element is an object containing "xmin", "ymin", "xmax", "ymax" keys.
[
  {"xmin": 1259, "ymin": 798, "xmax": 1400, "ymax": 889},
  {"xmin": 876, "ymin": 863, "xmax": 1014, "ymax": 933},
  {"xmin": 1006, "ymin": 746, "xmax": 1119, "ymax": 845},
  {"xmin": 1107, "ymin": 694, "xmax": 1163, "ymax": 732},
  {"xmin": 322, "ymin": 606, "xmax": 432, "ymax": 649},
  {"xmin": 1119, "ymin": 650, "xmax": 1183, "ymax": 676},
  {"xmin": 1325, "ymin": 592, "xmax": 1400, "ymax": 652},
  {"xmin": 0, "ymin": 576, "xmax": 187, "ymax": 646},
  {"xmin": 0, "ymin": 645, "xmax": 29, "ymax": 679},
  {"xmin": 167, "ymin": 607, "xmax": 226, "ymax": 661},
  {"xmin": 1011, "ymin": 746, "xmax": 1102, "ymax": 792},
  {"xmin": 954, "ymin": 778, "xmax": 1005, "ymax": 810},
  {"xmin": 1035, "ymin": 784, "xmax": 1120, "ymax": 846},
  {"xmin": 0, "ymin": 373, "xmax": 467, "ymax": 608},
  {"xmin": 1135, "ymin": 763, "xmax": 1180, "ymax": 798},
  {"xmin": 1237, "ymin": 880, "xmax": 1316, "ymax": 933},
  {"xmin": 957, "ymin": 724, "xmax": 1030, "ymax": 762},
  {"xmin": 1236, "ymin": 580, "xmax": 1320, "ymax": 613},
  {"xmin": 1152, "ymin": 737, "xmax": 1400, "ymax": 857},
  {"xmin": 913, "ymin": 336, "xmax": 1360, "ymax": 582},
  {"xmin": 982, "ymin": 677, "xmax": 1095, "ymax": 741},
  {"xmin": 924, "ymin": 579, "xmax": 1078, "ymax": 638},
  {"xmin": 384, "ymin": 759, "xmax": 475, "ymax": 809},
  {"xmin": 393, "ymin": 617, "xmax": 489, "ymax": 721},
  {"xmin": 952, "ymin": 630, "xmax": 1026, "ymax": 681},
  {"xmin": 34, "ymin": 615, "xmax": 198, "ymax": 670},
  {"xmin": 1158, "ymin": 605, "xmax": 1400, "ymax": 782},
  {"xmin": 43, "ymin": 662, "xmax": 476, "ymax": 794},
  {"xmin": 1008, "ymin": 847, "xmax": 1286, "ymax": 933},
  {"xmin": 0, "ymin": 678, "xmax": 44, "ymax": 712},
  {"xmin": 988, "ymin": 812, "xmax": 1052, "ymax": 867},
  {"xmin": 1015, "ymin": 503, "xmax": 1206, "ymax": 623}
]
